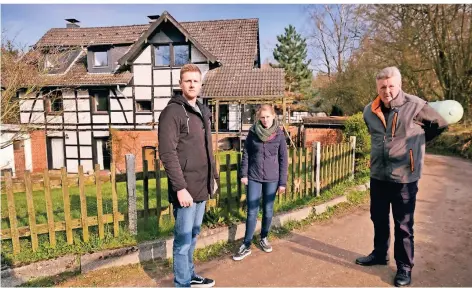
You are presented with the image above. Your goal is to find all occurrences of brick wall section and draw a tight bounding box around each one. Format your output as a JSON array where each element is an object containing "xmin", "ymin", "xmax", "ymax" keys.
[
  {"xmin": 304, "ymin": 128, "xmax": 343, "ymax": 147},
  {"xmin": 30, "ymin": 130, "xmax": 48, "ymax": 172},
  {"xmin": 211, "ymin": 133, "xmax": 238, "ymax": 151},
  {"xmin": 111, "ymin": 130, "xmax": 158, "ymax": 173},
  {"xmin": 13, "ymin": 140, "xmax": 25, "ymax": 178}
]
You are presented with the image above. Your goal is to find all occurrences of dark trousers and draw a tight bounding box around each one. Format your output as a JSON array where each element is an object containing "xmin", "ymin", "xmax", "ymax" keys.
[{"xmin": 370, "ymin": 178, "xmax": 418, "ymax": 271}]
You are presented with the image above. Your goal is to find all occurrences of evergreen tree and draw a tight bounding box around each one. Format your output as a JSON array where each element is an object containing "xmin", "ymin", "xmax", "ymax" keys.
[{"xmin": 272, "ymin": 25, "xmax": 313, "ymax": 95}]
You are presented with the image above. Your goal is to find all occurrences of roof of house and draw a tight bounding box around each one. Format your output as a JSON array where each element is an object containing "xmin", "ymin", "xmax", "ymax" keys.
[{"xmin": 18, "ymin": 11, "xmax": 285, "ymax": 97}]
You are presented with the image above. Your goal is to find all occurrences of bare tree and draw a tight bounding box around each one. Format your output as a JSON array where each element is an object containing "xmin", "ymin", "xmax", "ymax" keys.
[
  {"xmin": 306, "ymin": 4, "xmax": 367, "ymax": 78},
  {"xmin": 1, "ymin": 32, "xmax": 76, "ymax": 150},
  {"xmin": 367, "ymin": 4, "xmax": 472, "ymax": 115}
]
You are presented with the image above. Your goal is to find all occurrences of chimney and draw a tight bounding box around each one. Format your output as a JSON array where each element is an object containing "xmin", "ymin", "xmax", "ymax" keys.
[
  {"xmin": 147, "ymin": 15, "xmax": 160, "ymax": 23},
  {"xmin": 65, "ymin": 18, "xmax": 80, "ymax": 28}
]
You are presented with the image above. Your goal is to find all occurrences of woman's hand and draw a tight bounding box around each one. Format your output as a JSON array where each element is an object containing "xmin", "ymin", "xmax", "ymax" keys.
[
  {"xmin": 241, "ymin": 177, "xmax": 248, "ymax": 185},
  {"xmin": 277, "ymin": 186, "xmax": 286, "ymax": 194}
]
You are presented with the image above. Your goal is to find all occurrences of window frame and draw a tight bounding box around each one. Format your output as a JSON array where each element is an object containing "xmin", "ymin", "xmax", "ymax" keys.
[
  {"xmin": 153, "ymin": 43, "xmax": 191, "ymax": 68},
  {"xmin": 93, "ymin": 51, "xmax": 109, "ymax": 67},
  {"xmin": 136, "ymin": 100, "xmax": 152, "ymax": 113},
  {"xmin": 90, "ymin": 89, "xmax": 109, "ymax": 114},
  {"xmin": 45, "ymin": 90, "xmax": 63, "ymax": 115}
]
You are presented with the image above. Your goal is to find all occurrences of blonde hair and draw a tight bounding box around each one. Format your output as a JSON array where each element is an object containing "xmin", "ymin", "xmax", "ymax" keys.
[
  {"xmin": 180, "ymin": 63, "xmax": 201, "ymax": 79},
  {"xmin": 376, "ymin": 66, "xmax": 402, "ymax": 82},
  {"xmin": 256, "ymin": 104, "xmax": 276, "ymax": 118}
]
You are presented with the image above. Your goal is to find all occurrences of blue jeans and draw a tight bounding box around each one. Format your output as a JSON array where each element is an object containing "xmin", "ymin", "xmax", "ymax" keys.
[
  {"xmin": 173, "ymin": 201, "xmax": 206, "ymax": 287},
  {"xmin": 243, "ymin": 180, "xmax": 278, "ymax": 247}
]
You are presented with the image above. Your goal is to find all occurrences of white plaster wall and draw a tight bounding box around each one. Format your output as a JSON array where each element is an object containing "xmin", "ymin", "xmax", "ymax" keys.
[
  {"xmin": 66, "ymin": 146, "xmax": 78, "ymax": 158},
  {"xmin": 172, "ymin": 69, "xmax": 181, "ymax": 84},
  {"xmin": 46, "ymin": 115, "xmax": 63, "ymax": 124},
  {"xmin": 134, "ymin": 45, "xmax": 152, "ymax": 64},
  {"xmin": 80, "ymin": 146, "xmax": 92, "ymax": 158},
  {"xmin": 79, "ymin": 131, "xmax": 92, "ymax": 145},
  {"xmin": 81, "ymin": 160, "xmax": 94, "ymax": 174},
  {"xmin": 63, "ymin": 112, "xmax": 77, "ymax": 124},
  {"xmin": 93, "ymin": 131, "xmax": 109, "ymax": 137},
  {"xmin": 154, "ymin": 98, "xmax": 171, "ymax": 110},
  {"xmin": 66, "ymin": 159, "xmax": 79, "ymax": 173},
  {"xmin": 153, "ymin": 70, "xmax": 171, "ymax": 85},
  {"xmin": 135, "ymin": 87, "xmax": 152, "ymax": 100},
  {"xmin": 133, "ymin": 65, "xmax": 152, "ymax": 86},
  {"xmin": 191, "ymin": 45, "xmax": 207, "ymax": 62},
  {"xmin": 78, "ymin": 112, "xmax": 91, "ymax": 123},
  {"xmin": 77, "ymin": 99, "xmax": 90, "ymax": 111},
  {"xmin": 154, "ymin": 86, "xmax": 172, "ymax": 97},
  {"xmin": 110, "ymin": 99, "xmax": 133, "ymax": 110},
  {"xmin": 65, "ymin": 131, "xmax": 77, "ymax": 145},
  {"xmin": 110, "ymin": 112, "xmax": 127, "ymax": 123},
  {"xmin": 92, "ymin": 115, "xmax": 109, "ymax": 124},
  {"xmin": 0, "ymin": 133, "xmax": 15, "ymax": 174},
  {"xmin": 136, "ymin": 114, "xmax": 153, "ymax": 123}
]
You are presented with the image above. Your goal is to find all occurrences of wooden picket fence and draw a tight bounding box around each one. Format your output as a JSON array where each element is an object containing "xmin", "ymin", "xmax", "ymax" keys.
[
  {"xmin": 1, "ymin": 163, "xmax": 124, "ymax": 255},
  {"xmin": 131, "ymin": 136, "xmax": 357, "ymax": 231},
  {"xmin": 1, "ymin": 136, "xmax": 356, "ymax": 255}
]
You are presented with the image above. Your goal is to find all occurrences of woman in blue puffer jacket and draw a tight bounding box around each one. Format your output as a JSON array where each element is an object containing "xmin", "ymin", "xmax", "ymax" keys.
[{"xmin": 233, "ymin": 104, "xmax": 288, "ymax": 261}]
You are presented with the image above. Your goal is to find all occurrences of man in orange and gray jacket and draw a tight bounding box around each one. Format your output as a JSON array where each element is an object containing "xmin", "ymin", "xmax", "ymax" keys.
[{"xmin": 356, "ymin": 67, "xmax": 448, "ymax": 287}]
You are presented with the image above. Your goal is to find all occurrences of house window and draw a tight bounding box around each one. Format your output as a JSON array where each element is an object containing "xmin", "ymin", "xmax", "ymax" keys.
[
  {"xmin": 44, "ymin": 54, "xmax": 55, "ymax": 69},
  {"xmin": 173, "ymin": 89, "xmax": 182, "ymax": 97},
  {"xmin": 173, "ymin": 45, "xmax": 190, "ymax": 66},
  {"xmin": 90, "ymin": 89, "xmax": 109, "ymax": 113},
  {"xmin": 155, "ymin": 45, "xmax": 170, "ymax": 66},
  {"xmin": 94, "ymin": 51, "xmax": 108, "ymax": 67},
  {"xmin": 46, "ymin": 90, "xmax": 63, "ymax": 113},
  {"xmin": 136, "ymin": 100, "xmax": 152, "ymax": 112}
]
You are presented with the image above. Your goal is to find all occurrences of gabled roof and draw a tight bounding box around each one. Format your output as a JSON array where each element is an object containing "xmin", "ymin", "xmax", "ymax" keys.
[
  {"xmin": 36, "ymin": 25, "xmax": 149, "ymax": 47},
  {"xmin": 118, "ymin": 11, "xmax": 218, "ymax": 66},
  {"xmin": 201, "ymin": 67, "xmax": 285, "ymax": 98},
  {"xmin": 16, "ymin": 13, "xmax": 285, "ymax": 97}
]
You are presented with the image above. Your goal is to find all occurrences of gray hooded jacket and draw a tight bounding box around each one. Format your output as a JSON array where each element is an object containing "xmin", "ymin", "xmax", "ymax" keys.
[{"xmin": 363, "ymin": 91, "xmax": 448, "ymax": 183}]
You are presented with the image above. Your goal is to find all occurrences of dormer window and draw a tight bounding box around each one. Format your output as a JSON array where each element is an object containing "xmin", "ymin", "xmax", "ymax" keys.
[
  {"xmin": 45, "ymin": 54, "xmax": 56, "ymax": 69},
  {"xmin": 173, "ymin": 45, "xmax": 189, "ymax": 66},
  {"xmin": 155, "ymin": 45, "xmax": 170, "ymax": 66},
  {"xmin": 94, "ymin": 51, "xmax": 108, "ymax": 67},
  {"xmin": 154, "ymin": 44, "xmax": 190, "ymax": 67}
]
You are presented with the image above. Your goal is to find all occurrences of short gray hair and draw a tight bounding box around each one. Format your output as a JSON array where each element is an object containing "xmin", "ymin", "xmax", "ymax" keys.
[{"xmin": 376, "ymin": 66, "xmax": 402, "ymax": 81}]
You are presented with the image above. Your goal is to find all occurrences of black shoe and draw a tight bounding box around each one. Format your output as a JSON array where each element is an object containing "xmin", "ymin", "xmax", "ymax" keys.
[
  {"xmin": 355, "ymin": 253, "xmax": 389, "ymax": 266},
  {"xmin": 232, "ymin": 243, "xmax": 251, "ymax": 261},
  {"xmin": 394, "ymin": 269, "xmax": 411, "ymax": 287},
  {"xmin": 191, "ymin": 275, "xmax": 215, "ymax": 288},
  {"xmin": 259, "ymin": 237, "xmax": 273, "ymax": 253}
]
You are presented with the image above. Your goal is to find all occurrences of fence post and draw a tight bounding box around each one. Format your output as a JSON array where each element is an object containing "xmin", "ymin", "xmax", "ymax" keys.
[
  {"xmin": 126, "ymin": 154, "xmax": 138, "ymax": 235},
  {"xmin": 24, "ymin": 170, "xmax": 38, "ymax": 251},
  {"xmin": 94, "ymin": 164, "xmax": 104, "ymax": 240},
  {"xmin": 111, "ymin": 163, "xmax": 120, "ymax": 237},
  {"xmin": 5, "ymin": 171, "xmax": 20, "ymax": 254},
  {"xmin": 43, "ymin": 169, "xmax": 56, "ymax": 247},
  {"xmin": 143, "ymin": 159, "xmax": 149, "ymax": 220},
  {"xmin": 61, "ymin": 167, "xmax": 73, "ymax": 244},
  {"xmin": 291, "ymin": 148, "xmax": 296, "ymax": 201},
  {"xmin": 350, "ymin": 136, "xmax": 357, "ymax": 180},
  {"xmin": 237, "ymin": 153, "xmax": 243, "ymax": 211},
  {"xmin": 155, "ymin": 158, "xmax": 162, "ymax": 229},
  {"xmin": 314, "ymin": 142, "xmax": 321, "ymax": 197}
]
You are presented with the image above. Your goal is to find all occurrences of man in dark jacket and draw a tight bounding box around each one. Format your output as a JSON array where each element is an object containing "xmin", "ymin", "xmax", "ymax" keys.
[
  {"xmin": 158, "ymin": 64, "xmax": 218, "ymax": 288},
  {"xmin": 357, "ymin": 67, "xmax": 448, "ymax": 287}
]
